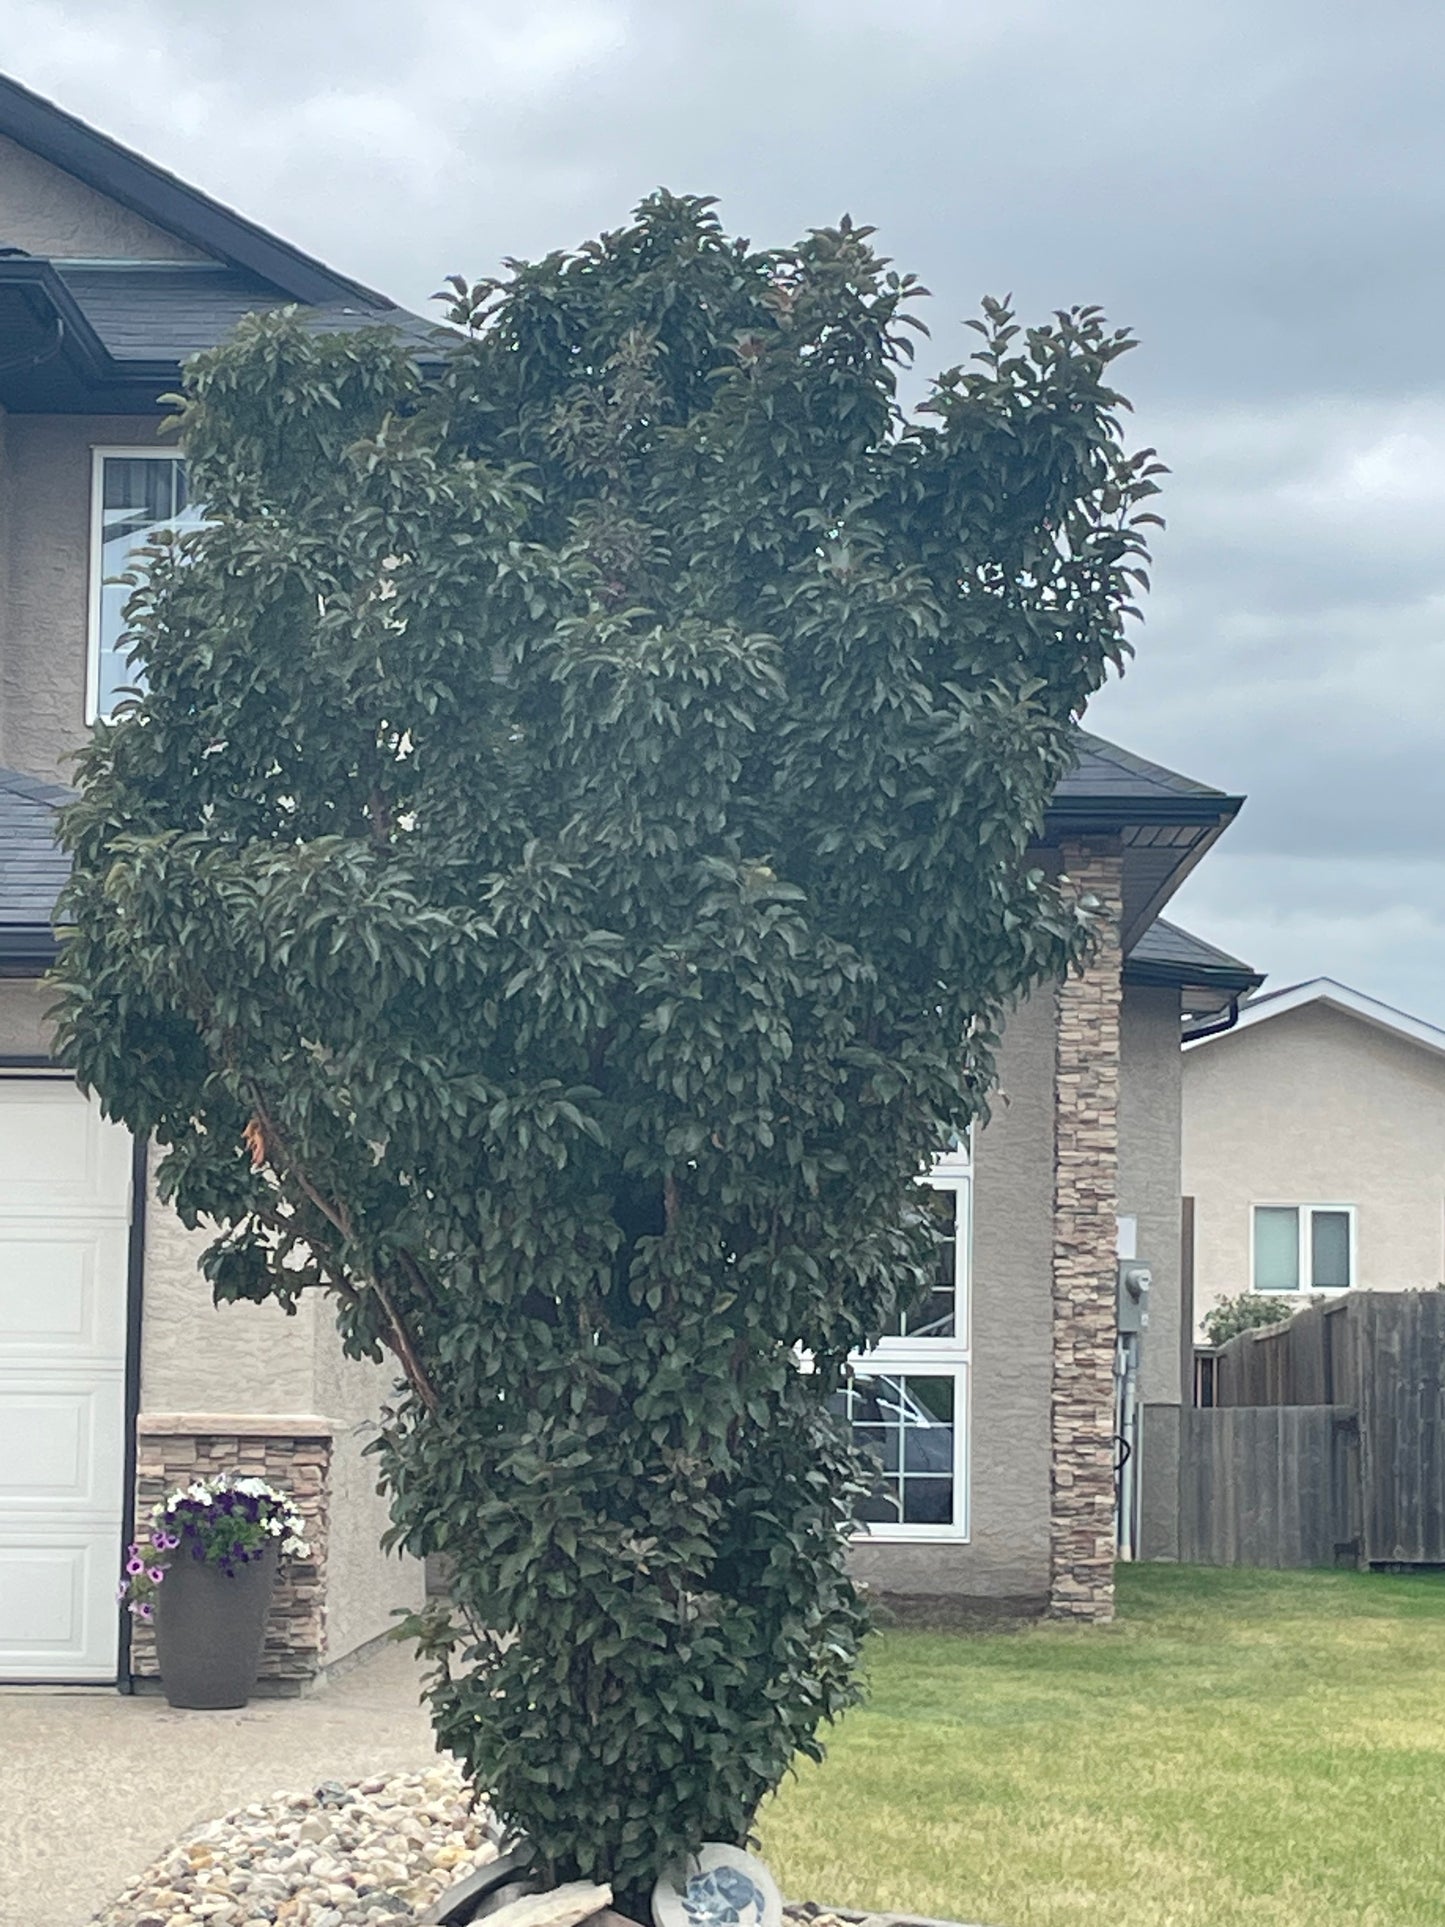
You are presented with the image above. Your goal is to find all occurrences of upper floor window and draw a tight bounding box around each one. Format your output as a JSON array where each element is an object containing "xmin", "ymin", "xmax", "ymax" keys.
[
  {"xmin": 1252, "ymin": 1203, "xmax": 1354, "ymax": 1293},
  {"xmin": 828, "ymin": 1145, "xmax": 972, "ymax": 1541},
  {"xmin": 88, "ymin": 449, "xmax": 203, "ymax": 721}
]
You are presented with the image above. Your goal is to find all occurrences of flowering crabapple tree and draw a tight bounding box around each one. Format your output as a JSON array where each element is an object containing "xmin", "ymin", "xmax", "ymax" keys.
[{"xmin": 53, "ymin": 194, "xmax": 1161, "ymax": 1902}]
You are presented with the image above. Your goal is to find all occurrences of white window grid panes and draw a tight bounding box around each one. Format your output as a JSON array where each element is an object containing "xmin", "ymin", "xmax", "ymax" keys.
[
  {"xmin": 1250, "ymin": 1203, "xmax": 1356, "ymax": 1294},
  {"xmin": 842, "ymin": 1144, "xmax": 971, "ymax": 1542},
  {"xmin": 88, "ymin": 448, "xmax": 203, "ymax": 722}
]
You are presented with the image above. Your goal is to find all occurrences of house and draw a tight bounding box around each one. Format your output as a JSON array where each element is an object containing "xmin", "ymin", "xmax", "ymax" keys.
[
  {"xmin": 0, "ymin": 74, "xmax": 1259, "ymax": 1683},
  {"xmin": 1183, "ymin": 979, "xmax": 1445, "ymax": 1336},
  {"xmin": 840, "ymin": 754, "xmax": 1262, "ymax": 1617},
  {"xmin": 0, "ymin": 71, "xmax": 435, "ymax": 1687}
]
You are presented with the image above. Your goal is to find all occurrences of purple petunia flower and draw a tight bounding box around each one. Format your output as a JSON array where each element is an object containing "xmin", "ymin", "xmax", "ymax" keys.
[
  {"xmin": 148, "ymin": 1566, "xmax": 165, "ymax": 1584},
  {"xmin": 125, "ymin": 1556, "xmax": 144, "ymax": 1576},
  {"xmin": 137, "ymin": 1601, "xmax": 153, "ymax": 1621}
]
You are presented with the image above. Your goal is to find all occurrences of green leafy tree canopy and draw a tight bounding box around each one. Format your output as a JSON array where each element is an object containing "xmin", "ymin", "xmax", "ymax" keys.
[
  {"xmin": 1201, "ymin": 1293, "xmax": 1297, "ymax": 1346},
  {"xmin": 54, "ymin": 194, "xmax": 1161, "ymax": 1901}
]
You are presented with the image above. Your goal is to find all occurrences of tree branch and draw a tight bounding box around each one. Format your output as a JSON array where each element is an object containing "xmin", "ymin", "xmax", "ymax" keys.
[
  {"xmin": 246, "ymin": 1089, "xmax": 439, "ymax": 1410},
  {"xmin": 368, "ymin": 786, "xmax": 391, "ymax": 845},
  {"xmin": 376, "ymin": 1271, "xmax": 442, "ymax": 1412},
  {"xmin": 248, "ymin": 1092, "xmax": 355, "ymax": 1242}
]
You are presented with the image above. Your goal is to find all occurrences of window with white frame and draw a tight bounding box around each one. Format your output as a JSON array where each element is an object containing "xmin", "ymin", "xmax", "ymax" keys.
[
  {"xmin": 88, "ymin": 449, "xmax": 203, "ymax": 721},
  {"xmin": 1252, "ymin": 1204, "xmax": 1354, "ymax": 1293},
  {"xmin": 828, "ymin": 1147, "xmax": 971, "ymax": 1540}
]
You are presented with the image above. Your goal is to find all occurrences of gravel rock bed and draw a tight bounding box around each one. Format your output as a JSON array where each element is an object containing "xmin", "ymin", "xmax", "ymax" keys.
[
  {"xmin": 93, "ymin": 1764, "xmax": 502, "ymax": 1927},
  {"xmin": 91, "ymin": 1771, "xmax": 984, "ymax": 1927}
]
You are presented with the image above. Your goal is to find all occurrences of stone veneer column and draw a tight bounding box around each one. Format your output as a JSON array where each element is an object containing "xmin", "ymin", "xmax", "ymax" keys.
[
  {"xmin": 1049, "ymin": 840, "xmax": 1124, "ymax": 1621},
  {"xmin": 130, "ymin": 1416, "xmax": 332, "ymax": 1692}
]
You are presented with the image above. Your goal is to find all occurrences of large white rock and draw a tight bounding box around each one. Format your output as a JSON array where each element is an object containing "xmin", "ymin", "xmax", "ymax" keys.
[{"xmin": 481, "ymin": 1881, "xmax": 615, "ymax": 1927}]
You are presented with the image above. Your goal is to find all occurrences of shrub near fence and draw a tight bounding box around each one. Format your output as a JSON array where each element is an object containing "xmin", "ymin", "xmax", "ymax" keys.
[{"xmin": 1154, "ymin": 1292, "xmax": 1445, "ymax": 1570}]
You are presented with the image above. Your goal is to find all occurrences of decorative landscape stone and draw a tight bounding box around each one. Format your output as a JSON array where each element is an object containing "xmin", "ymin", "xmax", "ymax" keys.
[
  {"xmin": 91, "ymin": 1765, "xmax": 501, "ymax": 1927},
  {"xmin": 90, "ymin": 1766, "xmax": 992, "ymax": 1927},
  {"xmin": 417, "ymin": 1848, "xmax": 535, "ymax": 1925},
  {"xmin": 479, "ymin": 1882, "xmax": 613, "ymax": 1927}
]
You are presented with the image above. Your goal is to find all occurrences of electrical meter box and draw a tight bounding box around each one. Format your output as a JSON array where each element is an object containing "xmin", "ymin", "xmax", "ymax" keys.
[{"xmin": 1117, "ymin": 1259, "xmax": 1152, "ymax": 1334}]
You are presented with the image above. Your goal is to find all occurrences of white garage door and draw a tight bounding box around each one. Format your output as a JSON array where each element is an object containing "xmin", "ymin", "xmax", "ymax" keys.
[{"xmin": 0, "ymin": 1077, "xmax": 132, "ymax": 1681}]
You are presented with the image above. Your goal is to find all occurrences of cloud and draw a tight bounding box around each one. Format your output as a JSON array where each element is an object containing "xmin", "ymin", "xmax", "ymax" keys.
[
  {"xmin": 1169, "ymin": 854, "xmax": 1445, "ymax": 1027},
  {"xmin": 4, "ymin": 0, "xmax": 1443, "ymax": 1014},
  {"xmin": 1092, "ymin": 389, "xmax": 1445, "ymax": 1015}
]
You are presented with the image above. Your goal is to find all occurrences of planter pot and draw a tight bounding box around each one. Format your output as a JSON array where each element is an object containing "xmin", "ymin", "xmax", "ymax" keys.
[{"xmin": 154, "ymin": 1537, "xmax": 279, "ymax": 1709}]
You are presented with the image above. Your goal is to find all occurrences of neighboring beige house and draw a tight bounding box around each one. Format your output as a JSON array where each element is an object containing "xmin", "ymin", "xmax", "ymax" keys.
[
  {"xmin": 0, "ymin": 73, "xmax": 1259, "ymax": 1678},
  {"xmin": 1183, "ymin": 979, "xmax": 1445, "ymax": 1336}
]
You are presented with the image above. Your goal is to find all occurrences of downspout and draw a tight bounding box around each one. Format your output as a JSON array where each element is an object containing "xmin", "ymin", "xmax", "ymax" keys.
[
  {"xmin": 1182, "ymin": 995, "xmax": 1242, "ymax": 1044},
  {"xmin": 118, "ymin": 1136, "xmax": 147, "ymax": 1694}
]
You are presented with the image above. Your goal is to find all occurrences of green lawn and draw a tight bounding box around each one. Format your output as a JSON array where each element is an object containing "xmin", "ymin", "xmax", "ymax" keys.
[{"xmin": 760, "ymin": 1565, "xmax": 1445, "ymax": 1927}]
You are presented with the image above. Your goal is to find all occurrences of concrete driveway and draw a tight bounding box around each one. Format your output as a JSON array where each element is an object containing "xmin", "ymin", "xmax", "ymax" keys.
[{"xmin": 0, "ymin": 1642, "xmax": 440, "ymax": 1926}]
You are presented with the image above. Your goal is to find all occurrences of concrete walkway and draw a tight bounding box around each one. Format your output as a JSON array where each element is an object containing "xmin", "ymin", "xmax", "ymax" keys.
[{"xmin": 0, "ymin": 1643, "xmax": 440, "ymax": 1927}]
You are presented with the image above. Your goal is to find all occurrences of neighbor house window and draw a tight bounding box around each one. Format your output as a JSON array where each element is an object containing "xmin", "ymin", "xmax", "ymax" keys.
[
  {"xmin": 88, "ymin": 449, "xmax": 202, "ymax": 721},
  {"xmin": 829, "ymin": 1146, "xmax": 971, "ymax": 1541},
  {"xmin": 1252, "ymin": 1204, "xmax": 1354, "ymax": 1292}
]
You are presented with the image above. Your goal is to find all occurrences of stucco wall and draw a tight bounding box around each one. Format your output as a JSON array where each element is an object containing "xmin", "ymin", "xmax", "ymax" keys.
[
  {"xmin": 1119, "ymin": 984, "xmax": 1184, "ymax": 1407},
  {"xmin": 138, "ymin": 1180, "xmax": 320, "ymax": 1414},
  {"xmin": 0, "ymin": 132, "xmax": 211, "ymax": 261},
  {"xmin": 138, "ymin": 1163, "xmax": 423, "ymax": 1660},
  {"xmin": 310, "ymin": 1322, "xmax": 425, "ymax": 1663},
  {"xmin": 1, "ymin": 412, "xmax": 176, "ymax": 783},
  {"xmin": 2, "ymin": 410, "xmax": 179, "ymax": 781},
  {"xmin": 849, "ymin": 981, "xmax": 1057, "ymax": 1605},
  {"xmin": 1183, "ymin": 1003, "xmax": 1445, "ymax": 1332}
]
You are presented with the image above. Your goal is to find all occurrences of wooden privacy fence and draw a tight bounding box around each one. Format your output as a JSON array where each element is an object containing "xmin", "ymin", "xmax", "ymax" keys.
[
  {"xmin": 1176, "ymin": 1404, "xmax": 1360, "ymax": 1568},
  {"xmin": 1147, "ymin": 1292, "xmax": 1445, "ymax": 1570}
]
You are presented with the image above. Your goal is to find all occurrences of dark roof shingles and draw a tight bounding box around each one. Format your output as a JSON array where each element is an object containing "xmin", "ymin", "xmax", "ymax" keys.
[
  {"xmin": 1055, "ymin": 730, "xmax": 1228, "ymax": 804},
  {"xmin": 56, "ymin": 264, "xmax": 442, "ymax": 365},
  {"xmin": 0, "ymin": 736, "xmax": 1239, "ymax": 943},
  {"xmin": 0, "ymin": 767, "xmax": 71, "ymax": 927},
  {"xmin": 1126, "ymin": 917, "xmax": 1258, "ymax": 979}
]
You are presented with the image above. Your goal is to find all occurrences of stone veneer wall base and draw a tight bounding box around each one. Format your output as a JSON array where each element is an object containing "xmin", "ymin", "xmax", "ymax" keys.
[
  {"xmin": 1049, "ymin": 842, "xmax": 1124, "ymax": 1623},
  {"xmin": 130, "ymin": 1416, "xmax": 332, "ymax": 1687}
]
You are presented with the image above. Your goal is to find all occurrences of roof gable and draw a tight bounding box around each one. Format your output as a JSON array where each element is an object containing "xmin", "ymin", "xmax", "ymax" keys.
[
  {"xmin": 0, "ymin": 128, "xmax": 212, "ymax": 262},
  {"xmin": 1189, "ymin": 978, "xmax": 1445, "ymax": 1063},
  {"xmin": 0, "ymin": 72, "xmax": 389, "ymax": 308}
]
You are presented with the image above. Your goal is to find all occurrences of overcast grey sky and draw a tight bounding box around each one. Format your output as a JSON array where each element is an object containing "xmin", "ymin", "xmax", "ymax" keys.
[{"xmin": 8, "ymin": 0, "xmax": 1444, "ymax": 1018}]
